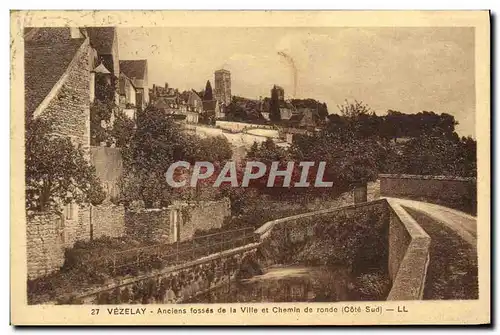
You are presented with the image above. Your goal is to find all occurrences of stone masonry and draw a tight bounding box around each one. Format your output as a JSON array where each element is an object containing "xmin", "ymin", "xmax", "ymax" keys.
[
  {"xmin": 35, "ymin": 38, "xmax": 92, "ymax": 152},
  {"xmin": 26, "ymin": 212, "xmax": 65, "ymax": 279}
]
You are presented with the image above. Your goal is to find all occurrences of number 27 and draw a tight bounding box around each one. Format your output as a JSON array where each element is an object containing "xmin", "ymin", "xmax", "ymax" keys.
[{"xmin": 91, "ymin": 309, "xmax": 100, "ymax": 315}]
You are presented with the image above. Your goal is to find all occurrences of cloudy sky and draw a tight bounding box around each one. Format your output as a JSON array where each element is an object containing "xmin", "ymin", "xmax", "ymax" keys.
[{"xmin": 118, "ymin": 27, "xmax": 475, "ymax": 137}]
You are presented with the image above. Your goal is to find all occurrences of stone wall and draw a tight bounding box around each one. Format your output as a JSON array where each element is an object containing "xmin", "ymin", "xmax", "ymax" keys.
[
  {"xmin": 386, "ymin": 199, "xmax": 431, "ymax": 300},
  {"xmin": 55, "ymin": 243, "xmax": 259, "ymax": 304},
  {"xmin": 125, "ymin": 198, "xmax": 231, "ymax": 244},
  {"xmin": 256, "ymin": 200, "xmax": 389, "ymax": 271},
  {"xmin": 379, "ymin": 174, "xmax": 477, "ymax": 214},
  {"xmin": 27, "ymin": 203, "xmax": 127, "ymax": 279},
  {"xmin": 63, "ymin": 205, "xmax": 91, "ymax": 248},
  {"xmin": 174, "ymin": 198, "xmax": 231, "ymax": 241},
  {"xmin": 125, "ymin": 208, "xmax": 171, "ymax": 244},
  {"xmin": 36, "ymin": 38, "xmax": 92, "ymax": 151},
  {"xmin": 92, "ymin": 203, "xmax": 125, "ymax": 239},
  {"xmin": 215, "ymin": 120, "xmax": 274, "ymax": 132},
  {"xmin": 26, "ymin": 212, "xmax": 65, "ymax": 279}
]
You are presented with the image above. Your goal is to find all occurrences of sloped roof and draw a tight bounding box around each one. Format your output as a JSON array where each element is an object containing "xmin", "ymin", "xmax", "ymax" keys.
[
  {"xmin": 119, "ymin": 60, "xmax": 147, "ymax": 80},
  {"xmin": 25, "ymin": 34, "xmax": 85, "ymax": 118},
  {"xmin": 153, "ymin": 97, "xmax": 178, "ymax": 110},
  {"xmin": 87, "ymin": 27, "xmax": 116, "ymax": 54},
  {"xmin": 190, "ymin": 89, "xmax": 202, "ymax": 99},
  {"xmin": 288, "ymin": 113, "xmax": 304, "ymax": 123}
]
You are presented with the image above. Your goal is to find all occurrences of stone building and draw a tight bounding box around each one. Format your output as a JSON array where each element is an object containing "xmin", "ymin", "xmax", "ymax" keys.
[
  {"xmin": 87, "ymin": 27, "xmax": 120, "ymax": 77},
  {"xmin": 119, "ymin": 60, "xmax": 149, "ymax": 111},
  {"xmin": 214, "ymin": 69, "xmax": 232, "ymax": 106},
  {"xmin": 201, "ymin": 100, "xmax": 223, "ymax": 124},
  {"xmin": 25, "ymin": 27, "xmax": 125, "ymax": 248},
  {"xmin": 185, "ymin": 90, "xmax": 203, "ymax": 113},
  {"xmin": 118, "ymin": 72, "xmax": 138, "ymax": 120},
  {"xmin": 25, "ymin": 27, "xmax": 95, "ymax": 152},
  {"xmin": 271, "ymin": 85, "xmax": 285, "ymax": 101}
]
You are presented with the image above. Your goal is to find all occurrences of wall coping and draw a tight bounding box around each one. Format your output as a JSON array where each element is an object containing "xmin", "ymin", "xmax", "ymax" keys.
[
  {"xmin": 53, "ymin": 242, "xmax": 260, "ymax": 303},
  {"xmin": 254, "ymin": 199, "xmax": 388, "ymax": 238},
  {"xmin": 386, "ymin": 199, "xmax": 431, "ymax": 300},
  {"xmin": 254, "ymin": 197, "xmax": 431, "ymax": 301},
  {"xmin": 379, "ymin": 173, "xmax": 475, "ymax": 182}
]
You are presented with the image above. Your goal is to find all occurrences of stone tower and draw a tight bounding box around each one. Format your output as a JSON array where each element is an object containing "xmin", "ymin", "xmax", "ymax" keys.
[{"xmin": 214, "ymin": 69, "xmax": 231, "ymax": 105}]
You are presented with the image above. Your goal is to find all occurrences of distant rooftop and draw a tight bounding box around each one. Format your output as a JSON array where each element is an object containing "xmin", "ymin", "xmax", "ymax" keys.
[{"xmin": 119, "ymin": 60, "xmax": 147, "ymax": 88}]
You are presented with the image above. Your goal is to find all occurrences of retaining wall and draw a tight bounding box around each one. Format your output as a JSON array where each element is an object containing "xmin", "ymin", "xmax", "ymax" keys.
[
  {"xmin": 55, "ymin": 243, "xmax": 259, "ymax": 304},
  {"xmin": 386, "ymin": 199, "xmax": 431, "ymax": 300},
  {"xmin": 26, "ymin": 212, "xmax": 65, "ymax": 279},
  {"xmin": 379, "ymin": 174, "xmax": 477, "ymax": 214},
  {"xmin": 92, "ymin": 203, "xmax": 125, "ymax": 239}
]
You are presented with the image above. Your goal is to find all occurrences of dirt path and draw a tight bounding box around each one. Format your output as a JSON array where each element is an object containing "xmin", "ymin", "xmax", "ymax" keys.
[
  {"xmin": 383, "ymin": 197, "xmax": 477, "ymax": 247},
  {"xmin": 403, "ymin": 207, "xmax": 478, "ymax": 300}
]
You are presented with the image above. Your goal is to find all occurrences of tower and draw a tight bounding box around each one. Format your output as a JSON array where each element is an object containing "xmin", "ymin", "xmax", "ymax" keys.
[
  {"xmin": 214, "ymin": 69, "xmax": 232, "ymax": 105},
  {"xmin": 271, "ymin": 85, "xmax": 285, "ymax": 101}
]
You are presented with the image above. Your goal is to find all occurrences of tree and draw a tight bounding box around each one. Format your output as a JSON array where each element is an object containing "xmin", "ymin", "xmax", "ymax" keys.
[
  {"xmin": 91, "ymin": 74, "xmax": 119, "ymax": 146},
  {"xmin": 25, "ymin": 118, "xmax": 105, "ymax": 211},
  {"xmin": 90, "ymin": 100, "xmax": 114, "ymax": 146},
  {"xmin": 120, "ymin": 106, "xmax": 235, "ymax": 207},
  {"xmin": 121, "ymin": 107, "xmax": 191, "ymax": 208},
  {"xmin": 382, "ymin": 133, "xmax": 477, "ymax": 177},
  {"xmin": 337, "ymin": 99, "xmax": 372, "ymax": 119},
  {"xmin": 269, "ymin": 86, "xmax": 281, "ymax": 122},
  {"xmin": 111, "ymin": 110, "xmax": 135, "ymax": 148},
  {"xmin": 204, "ymin": 80, "xmax": 213, "ymax": 101}
]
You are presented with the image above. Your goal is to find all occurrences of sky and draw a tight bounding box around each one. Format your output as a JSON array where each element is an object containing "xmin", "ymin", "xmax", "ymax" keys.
[{"xmin": 118, "ymin": 27, "xmax": 475, "ymax": 137}]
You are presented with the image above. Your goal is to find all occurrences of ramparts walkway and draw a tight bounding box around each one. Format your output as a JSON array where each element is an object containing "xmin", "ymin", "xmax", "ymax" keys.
[{"xmin": 384, "ymin": 197, "xmax": 477, "ymax": 247}]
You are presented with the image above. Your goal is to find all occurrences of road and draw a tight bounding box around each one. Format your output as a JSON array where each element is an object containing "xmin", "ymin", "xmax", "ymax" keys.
[{"xmin": 383, "ymin": 197, "xmax": 477, "ymax": 247}]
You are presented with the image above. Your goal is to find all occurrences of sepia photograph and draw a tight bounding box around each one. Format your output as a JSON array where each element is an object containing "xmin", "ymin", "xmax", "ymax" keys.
[{"xmin": 10, "ymin": 10, "xmax": 490, "ymax": 325}]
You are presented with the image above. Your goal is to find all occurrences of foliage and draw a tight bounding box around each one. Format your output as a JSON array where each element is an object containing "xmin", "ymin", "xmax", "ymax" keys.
[
  {"xmin": 90, "ymin": 74, "xmax": 119, "ymax": 146},
  {"xmin": 120, "ymin": 107, "xmax": 188, "ymax": 207},
  {"xmin": 25, "ymin": 118, "xmax": 106, "ymax": 211},
  {"xmin": 351, "ymin": 272, "xmax": 391, "ymax": 300},
  {"xmin": 110, "ymin": 109, "xmax": 135, "ymax": 148},
  {"xmin": 119, "ymin": 106, "xmax": 234, "ymax": 207},
  {"xmin": 382, "ymin": 133, "xmax": 477, "ymax": 177},
  {"xmin": 296, "ymin": 210, "xmax": 387, "ymax": 267},
  {"xmin": 90, "ymin": 100, "xmax": 114, "ymax": 146},
  {"xmin": 203, "ymin": 80, "xmax": 213, "ymax": 101},
  {"xmin": 28, "ymin": 229, "xmax": 257, "ymax": 303},
  {"xmin": 225, "ymin": 97, "xmax": 265, "ymax": 123}
]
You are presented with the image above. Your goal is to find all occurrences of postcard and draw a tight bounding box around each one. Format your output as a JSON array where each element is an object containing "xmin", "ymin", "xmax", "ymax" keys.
[{"xmin": 10, "ymin": 10, "xmax": 490, "ymax": 325}]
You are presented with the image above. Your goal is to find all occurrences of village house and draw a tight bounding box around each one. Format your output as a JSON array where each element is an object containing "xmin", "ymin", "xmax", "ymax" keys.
[
  {"xmin": 185, "ymin": 90, "xmax": 203, "ymax": 113},
  {"xmin": 119, "ymin": 59, "xmax": 149, "ymax": 111},
  {"xmin": 285, "ymin": 108, "xmax": 319, "ymax": 128},
  {"xmin": 201, "ymin": 99, "xmax": 223, "ymax": 124},
  {"xmin": 119, "ymin": 72, "xmax": 138, "ymax": 120},
  {"xmin": 25, "ymin": 27, "xmax": 95, "ymax": 153},
  {"xmin": 149, "ymin": 84, "xmax": 200, "ymax": 124},
  {"xmin": 25, "ymin": 27, "xmax": 142, "ymax": 225},
  {"xmin": 25, "ymin": 27, "xmax": 105, "ymax": 224},
  {"xmin": 87, "ymin": 27, "xmax": 120, "ymax": 106}
]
